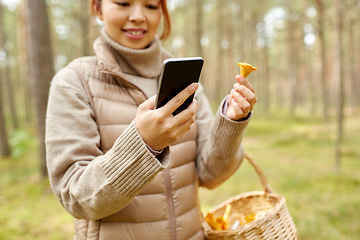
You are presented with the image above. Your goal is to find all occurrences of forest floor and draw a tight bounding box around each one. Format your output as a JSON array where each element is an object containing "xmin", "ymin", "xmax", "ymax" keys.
[{"xmin": 1, "ymin": 114, "xmax": 359, "ymax": 240}]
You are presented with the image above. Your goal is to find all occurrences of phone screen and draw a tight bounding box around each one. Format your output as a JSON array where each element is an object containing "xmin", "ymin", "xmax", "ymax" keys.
[{"xmin": 155, "ymin": 57, "xmax": 204, "ymax": 115}]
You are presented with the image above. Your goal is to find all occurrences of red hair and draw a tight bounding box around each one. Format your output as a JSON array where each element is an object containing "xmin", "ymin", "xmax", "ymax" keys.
[{"xmin": 91, "ymin": 0, "xmax": 171, "ymax": 40}]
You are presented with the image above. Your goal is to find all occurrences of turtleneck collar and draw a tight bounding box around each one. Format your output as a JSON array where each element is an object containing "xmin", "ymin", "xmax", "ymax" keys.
[{"xmin": 100, "ymin": 28, "xmax": 164, "ymax": 79}]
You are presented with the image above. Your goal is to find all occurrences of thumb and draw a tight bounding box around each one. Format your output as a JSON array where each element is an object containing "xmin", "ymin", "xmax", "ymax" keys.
[{"xmin": 139, "ymin": 95, "xmax": 156, "ymax": 111}]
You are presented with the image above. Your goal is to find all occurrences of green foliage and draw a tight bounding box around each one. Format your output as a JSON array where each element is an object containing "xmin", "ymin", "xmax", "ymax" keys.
[
  {"xmin": 0, "ymin": 148, "xmax": 73, "ymax": 240},
  {"xmin": 8, "ymin": 129, "xmax": 33, "ymax": 159}
]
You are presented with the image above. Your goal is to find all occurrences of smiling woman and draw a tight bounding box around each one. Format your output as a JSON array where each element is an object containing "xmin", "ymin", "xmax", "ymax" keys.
[
  {"xmin": 45, "ymin": 0, "xmax": 255, "ymax": 239},
  {"xmin": 92, "ymin": 0, "xmax": 171, "ymax": 45},
  {"xmin": 94, "ymin": 0, "xmax": 162, "ymax": 49}
]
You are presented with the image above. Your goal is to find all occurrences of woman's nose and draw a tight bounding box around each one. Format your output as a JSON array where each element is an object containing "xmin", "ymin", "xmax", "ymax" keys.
[{"xmin": 129, "ymin": 5, "xmax": 145, "ymax": 23}]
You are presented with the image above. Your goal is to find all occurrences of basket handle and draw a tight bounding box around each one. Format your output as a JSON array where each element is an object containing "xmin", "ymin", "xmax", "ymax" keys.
[{"xmin": 244, "ymin": 152, "xmax": 274, "ymax": 194}]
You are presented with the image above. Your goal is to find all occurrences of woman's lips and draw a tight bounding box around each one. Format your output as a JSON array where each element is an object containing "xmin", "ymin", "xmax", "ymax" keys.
[{"xmin": 123, "ymin": 29, "xmax": 146, "ymax": 40}]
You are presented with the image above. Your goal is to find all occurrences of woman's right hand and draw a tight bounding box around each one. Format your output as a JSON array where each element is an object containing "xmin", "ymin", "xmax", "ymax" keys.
[{"xmin": 135, "ymin": 83, "xmax": 199, "ymax": 151}]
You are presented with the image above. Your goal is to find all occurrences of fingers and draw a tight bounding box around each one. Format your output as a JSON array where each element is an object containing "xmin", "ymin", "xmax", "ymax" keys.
[
  {"xmin": 228, "ymin": 97, "xmax": 244, "ymax": 116},
  {"xmin": 230, "ymin": 89, "xmax": 252, "ymax": 113},
  {"xmin": 162, "ymin": 83, "xmax": 199, "ymax": 115},
  {"xmin": 235, "ymin": 75, "xmax": 255, "ymax": 94},
  {"xmin": 233, "ymin": 83, "xmax": 257, "ymax": 106},
  {"xmin": 160, "ymin": 98, "xmax": 197, "ymax": 144},
  {"xmin": 174, "ymin": 98, "xmax": 198, "ymax": 124},
  {"xmin": 151, "ymin": 101, "xmax": 196, "ymax": 148},
  {"xmin": 176, "ymin": 115, "xmax": 196, "ymax": 138},
  {"xmin": 228, "ymin": 75, "xmax": 258, "ymax": 119},
  {"xmin": 138, "ymin": 95, "xmax": 156, "ymax": 111},
  {"xmin": 136, "ymin": 85, "xmax": 198, "ymax": 150}
]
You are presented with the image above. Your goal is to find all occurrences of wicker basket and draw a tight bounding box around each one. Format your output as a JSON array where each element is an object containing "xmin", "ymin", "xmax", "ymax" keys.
[{"xmin": 202, "ymin": 153, "xmax": 298, "ymax": 240}]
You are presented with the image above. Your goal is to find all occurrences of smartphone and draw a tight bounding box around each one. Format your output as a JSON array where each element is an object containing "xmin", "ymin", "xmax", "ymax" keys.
[{"xmin": 155, "ymin": 57, "xmax": 204, "ymax": 115}]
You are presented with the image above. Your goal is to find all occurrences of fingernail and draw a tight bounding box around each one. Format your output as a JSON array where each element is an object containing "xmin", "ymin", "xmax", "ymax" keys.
[
  {"xmin": 239, "ymin": 78, "xmax": 245, "ymax": 84},
  {"xmin": 192, "ymin": 83, "xmax": 199, "ymax": 90}
]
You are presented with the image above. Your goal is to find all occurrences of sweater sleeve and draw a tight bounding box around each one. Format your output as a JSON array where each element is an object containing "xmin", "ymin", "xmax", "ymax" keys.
[
  {"xmin": 45, "ymin": 68, "xmax": 170, "ymax": 220},
  {"xmin": 194, "ymin": 84, "xmax": 251, "ymax": 189}
]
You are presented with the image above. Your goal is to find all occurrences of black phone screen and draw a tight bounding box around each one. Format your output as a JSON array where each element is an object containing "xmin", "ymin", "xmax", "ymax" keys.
[{"xmin": 155, "ymin": 57, "xmax": 204, "ymax": 115}]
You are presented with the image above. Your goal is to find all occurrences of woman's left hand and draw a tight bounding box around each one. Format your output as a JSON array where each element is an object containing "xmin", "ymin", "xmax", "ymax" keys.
[{"xmin": 226, "ymin": 75, "xmax": 257, "ymax": 121}]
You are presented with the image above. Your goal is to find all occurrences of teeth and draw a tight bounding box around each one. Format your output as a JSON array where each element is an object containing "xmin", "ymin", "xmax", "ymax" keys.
[{"xmin": 127, "ymin": 31, "xmax": 143, "ymax": 36}]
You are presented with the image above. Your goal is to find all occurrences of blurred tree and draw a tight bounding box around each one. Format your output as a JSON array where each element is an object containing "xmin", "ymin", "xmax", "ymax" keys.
[
  {"xmin": 0, "ymin": 65, "xmax": 11, "ymax": 158},
  {"xmin": 314, "ymin": 0, "xmax": 329, "ymax": 119},
  {"xmin": 24, "ymin": 0, "xmax": 54, "ymax": 177},
  {"xmin": 242, "ymin": 0, "xmax": 252, "ymax": 63},
  {"xmin": 0, "ymin": 2, "xmax": 18, "ymax": 129},
  {"xmin": 17, "ymin": 0, "xmax": 33, "ymax": 125},
  {"xmin": 254, "ymin": 0, "xmax": 272, "ymax": 114},
  {"xmin": 195, "ymin": 0, "xmax": 203, "ymax": 57},
  {"xmin": 358, "ymin": 0, "xmax": 360, "ymax": 111},
  {"xmin": 80, "ymin": 0, "xmax": 91, "ymax": 56},
  {"xmin": 223, "ymin": 0, "xmax": 235, "ymax": 88},
  {"xmin": 334, "ymin": 0, "xmax": 344, "ymax": 173},
  {"xmin": 347, "ymin": 0, "xmax": 360, "ymax": 112},
  {"xmin": 287, "ymin": 2, "xmax": 300, "ymax": 117},
  {"xmin": 238, "ymin": 0, "xmax": 245, "ymax": 62},
  {"xmin": 0, "ymin": 2, "xmax": 11, "ymax": 158},
  {"xmin": 215, "ymin": 0, "xmax": 225, "ymax": 101},
  {"xmin": 0, "ymin": 78, "xmax": 10, "ymax": 157}
]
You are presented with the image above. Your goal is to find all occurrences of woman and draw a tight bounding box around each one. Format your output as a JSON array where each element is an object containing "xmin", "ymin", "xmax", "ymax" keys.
[{"xmin": 45, "ymin": 0, "xmax": 257, "ymax": 239}]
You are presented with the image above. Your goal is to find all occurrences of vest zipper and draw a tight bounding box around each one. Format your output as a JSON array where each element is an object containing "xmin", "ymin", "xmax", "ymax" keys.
[{"xmin": 165, "ymin": 167, "xmax": 176, "ymax": 240}]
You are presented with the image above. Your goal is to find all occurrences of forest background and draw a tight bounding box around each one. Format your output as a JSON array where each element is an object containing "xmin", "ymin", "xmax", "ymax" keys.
[{"xmin": 0, "ymin": 0, "xmax": 359, "ymax": 239}]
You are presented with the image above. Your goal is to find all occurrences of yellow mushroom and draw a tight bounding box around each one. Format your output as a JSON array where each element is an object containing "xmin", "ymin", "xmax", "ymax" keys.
[{"xmin": 238, "ymin": 62, "xmax": 257, "ymax": 78}]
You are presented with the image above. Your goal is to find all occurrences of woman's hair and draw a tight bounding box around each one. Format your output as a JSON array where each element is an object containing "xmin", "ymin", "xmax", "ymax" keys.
[{"xmin": 91, "ymin": 0, "xmax": 171, "ymax": 40}]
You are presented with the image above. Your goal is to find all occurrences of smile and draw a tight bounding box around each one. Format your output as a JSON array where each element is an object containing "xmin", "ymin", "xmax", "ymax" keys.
[
  {"xmin": 126, "ymin": 31, "xmax": 144, "ymax": 36},
  {"xmin": 123, "ymin": 29, "xmax": 147, "ymax": 40}
]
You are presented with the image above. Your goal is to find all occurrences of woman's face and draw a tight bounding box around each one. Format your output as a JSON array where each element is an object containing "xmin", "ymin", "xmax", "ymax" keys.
[{"xmin": 95, "ymin": 0, "xmax": 162, "ymax": 49}]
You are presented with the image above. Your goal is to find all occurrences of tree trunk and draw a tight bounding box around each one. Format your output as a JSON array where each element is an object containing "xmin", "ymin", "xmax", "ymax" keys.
[
  {"xmin": 334, "ymin": 0, "xmax": 344, "ymax": 173},
  {"xmin": 195, "ymin": 0, "xmax": 203, "ymax": 57},
  {"xmin": 17, "ymin": 0, "xmax": 33, "ymax": 125},
  {"xmin": 243, "ymin": 1, "xmax": 252, "ymax": 62},
  {"xmin": 357, "ymin": 1, "xmax": 360, "ymax": 110},
  {"xmin": 307, "ymin": 50, "xmax": 316, "ymax": 116},
  {"xmin": 238, "ymin": 0, "xmax": 245, "ymax": 61},
  {"xmin": 0, "ymin": 4, "xmax": 11, "ymax": 156},
  {"xmin": 259, "ymin": 1, "xmax": 270, "ymax": 114},
  {"xmin": 80, "ymin": 0, "xmax": 91, "ymax": 56},
  {"xmin": 3, "ymin": 58, "xmax": 18, "ymax": 129},
  {"xmin": 315, "ymin": 0, "xmax": 329, "ymax": 119},
  {"xmin": 0, "ymin": 3, "xmax": 18, "ymax": 129},
  {"xmin": 263, "ymin": 44, "xmax": 270, "ymax": 114},
  {"xmin": 216, "ymin": 0, "xmax": 225, "ymax": 102},
  {"xmin": 194, "ymin": 0, "xmax": 204, "ymax": 88},
  {"xmin": 224, "ymin": 2, "xmax": 235, "ymax": 90},
  {"xmin": 348, "ymin": 18, "xmax": 357, "ymax": 112},
  {"xmin": 179, "ymin": 3, "xmax": 188, "ymax": 57},
  {"xmin": 24, "ymin": 0, "xmax": 55, "ymax": 177},
  {"xmin": 0, "ymin": 78, "xmax": 11, "ymax": 158},
  {"xmin": 357, "ymin": 3, "xmax": 360, "ymax": 110},
  {"xmin": 287, "ymin": 4, "xmax": 298, "ymax": 117}
]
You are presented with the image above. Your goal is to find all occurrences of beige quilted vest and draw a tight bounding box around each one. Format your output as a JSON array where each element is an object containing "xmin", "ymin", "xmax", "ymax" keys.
[{"xmin": 67, "ymin": 38, "xmax": 205, "ymax": 240}]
